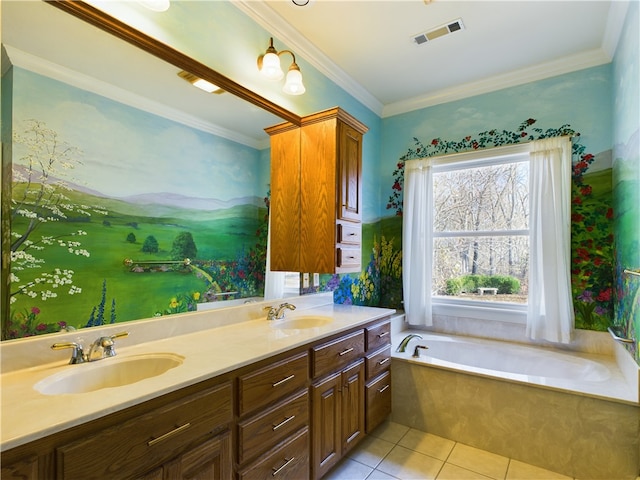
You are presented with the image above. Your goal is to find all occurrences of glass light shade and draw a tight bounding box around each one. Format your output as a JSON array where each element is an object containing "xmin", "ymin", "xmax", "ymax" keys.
[
  {"xmin": 260, "ymin": 52, "xmax": 284, "ymax": 80},
  {"xmin": 282, "ymin": 67, "xmax": 305, "ymax": 95}
]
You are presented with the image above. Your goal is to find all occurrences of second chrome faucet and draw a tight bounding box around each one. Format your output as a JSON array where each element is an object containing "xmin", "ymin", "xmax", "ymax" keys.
[
  {"xmin": 51, "ymin": 331, "xmax": 129, "ymax": 364},
  {"xmin": 264, "ymin": 302, "xmax": 296, "ymax": 321}
]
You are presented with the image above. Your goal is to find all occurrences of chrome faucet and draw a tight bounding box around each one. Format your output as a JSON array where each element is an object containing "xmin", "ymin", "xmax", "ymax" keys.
[
  {"xmin": 86, "ymin": 331, "xmax": 129, "ymax": 361},
  {"xmin": 396, "ymin": 334, "xmax": 423, "ymax": 353},
  {"xmin": 413, "ymin": 345, "xmax": 429, "ymax": 358},
  {"xmin": 263, "ymin": 302, "xmax": 296, "ymax": 320},
  {"xmin": 51, "ymin": 331, "xmax": 129, "ymax": 364}
]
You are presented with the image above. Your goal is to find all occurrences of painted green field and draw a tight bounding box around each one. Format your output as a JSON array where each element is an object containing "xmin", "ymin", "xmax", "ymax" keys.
[{"xmin": 10, "ymin": 187, "xmax": 265, "ymax": 331}]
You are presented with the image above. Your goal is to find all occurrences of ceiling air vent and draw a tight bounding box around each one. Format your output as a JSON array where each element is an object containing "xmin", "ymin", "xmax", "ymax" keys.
[{"xmin": 412, "ymin": 18, "xmax": 465, "ymax": 45}]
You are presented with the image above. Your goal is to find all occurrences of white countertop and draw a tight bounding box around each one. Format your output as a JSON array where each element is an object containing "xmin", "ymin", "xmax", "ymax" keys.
[{"xmin": 1, "ymin": 294, "xmax": 395, "ymax": 451}]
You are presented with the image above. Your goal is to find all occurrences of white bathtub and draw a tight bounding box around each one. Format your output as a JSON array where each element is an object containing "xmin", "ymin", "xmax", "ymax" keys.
[
  {"xmin": 392, "ymin": 331, "xmax": 636, "ymax": 400},
  {"xmin": 390, "ymin": 330, "xmax": 640, "ymax": 479}
]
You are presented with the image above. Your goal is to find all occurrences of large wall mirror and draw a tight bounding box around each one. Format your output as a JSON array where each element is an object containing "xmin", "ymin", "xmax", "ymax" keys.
[{"xmin": 1, "ymin": 0, "xmax": 300, "ymax": 340}]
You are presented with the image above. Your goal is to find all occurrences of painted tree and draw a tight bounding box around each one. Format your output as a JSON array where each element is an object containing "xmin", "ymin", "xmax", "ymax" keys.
[
  {"xmin": 10, "ymin": 120, "xmax": 106, "ymax": 307},
  {"xmin": 170, "ymin": 231, "xmax": 197, "ymax": 261},
  {"xmin": 142, "ymin": 235, "xmax": 159, "ymax": 253}
]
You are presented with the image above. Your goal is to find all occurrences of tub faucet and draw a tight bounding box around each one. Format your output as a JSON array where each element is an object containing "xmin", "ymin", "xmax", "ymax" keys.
[
  {"xmin": 413, "ymin": 345, "xmax": 429, "ymax": 358},
  {"xmin": 396, "ymin": 334, "xmax": 423, "ymax": 352}
]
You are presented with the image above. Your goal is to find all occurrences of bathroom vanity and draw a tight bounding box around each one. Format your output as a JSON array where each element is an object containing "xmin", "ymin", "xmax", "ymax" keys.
[{"xmin": 0, "ymin": 299, "xmax": 393, "ymax": 479}]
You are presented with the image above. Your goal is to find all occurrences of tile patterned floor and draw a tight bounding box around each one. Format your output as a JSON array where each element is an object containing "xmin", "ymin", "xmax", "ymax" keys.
[{"xmin": 324, "ymin": 421, "xmax": 594, "ymax": 480}]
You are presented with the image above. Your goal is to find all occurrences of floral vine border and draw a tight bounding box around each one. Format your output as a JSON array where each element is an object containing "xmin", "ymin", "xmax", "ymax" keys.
[{"xmin": 385, "ymin": 118, "xmax": 613, "ymax": 330}]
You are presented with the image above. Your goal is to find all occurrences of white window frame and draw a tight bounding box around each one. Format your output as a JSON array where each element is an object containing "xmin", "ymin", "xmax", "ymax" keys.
[{"xmin": 428, "ymin": 143, "xmax": 531, "ymax": 324}]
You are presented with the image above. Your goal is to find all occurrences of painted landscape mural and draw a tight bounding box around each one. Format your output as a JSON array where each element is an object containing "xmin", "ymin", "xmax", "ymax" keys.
[
  {"xmin": 327, "ymin": 119, "xmax": 615, "ymax": 332},
  {"xmin": 6, "ymin": 68, "xmax": 268, "ymax": 339}
]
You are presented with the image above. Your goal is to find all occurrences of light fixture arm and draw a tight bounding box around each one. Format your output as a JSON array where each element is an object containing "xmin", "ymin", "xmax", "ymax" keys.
[{"xmin": 258, "ymin": 37, "xmax": 305, "ymax": 95}]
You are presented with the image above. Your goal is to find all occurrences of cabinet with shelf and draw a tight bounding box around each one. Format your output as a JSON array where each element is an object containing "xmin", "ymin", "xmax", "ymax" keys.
[{"xmin": 267, "ymin": 107, "xmax": 368, "ymax": 274}]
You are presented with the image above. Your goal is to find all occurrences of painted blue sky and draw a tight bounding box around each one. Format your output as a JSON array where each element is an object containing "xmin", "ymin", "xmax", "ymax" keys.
[{"xmin": 13, "ymin": 68, "xmax": 262, "ymax": 201}]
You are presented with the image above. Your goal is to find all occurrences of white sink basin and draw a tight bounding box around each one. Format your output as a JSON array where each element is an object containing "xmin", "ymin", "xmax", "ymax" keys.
[
  {"xmin": 34, "ymin": 353, "xmax": 184, "ymax": 395},
  {"xmin": 275, "ymin": 315, "xmax": 334, "ymax": 330}
]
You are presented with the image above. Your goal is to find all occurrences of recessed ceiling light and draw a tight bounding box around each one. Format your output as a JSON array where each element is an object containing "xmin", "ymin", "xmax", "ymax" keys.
[
  {"xmin": 291, "ymin": 0, "xmax": 315, "ymax": 7},
  {"xmin": 177, "ymin": 71, "xmax": 224, "ymax": 94}
]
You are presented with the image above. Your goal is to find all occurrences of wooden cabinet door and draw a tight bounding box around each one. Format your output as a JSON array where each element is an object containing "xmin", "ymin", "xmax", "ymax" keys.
[
  {"xmin": 311, "ymin": 372, "xmax": 342, "ymax": 480},
  {"xmin": 341, "ymin": 360, "xmax": 365, "ymax": 455},
  {"xmin": 269, "ymin": 125, "xmax": 301, "ymax": 272},
  {"xmin": 162, "ymin": 431, "xmax": 232, "ymax": 480},
  {"xmin": 338, "ymin": 122, "xmax": 362, "ymax": 223},
  {"xmin": 0, "ymin": 455, "xmax": 38, "ymax": 480}
]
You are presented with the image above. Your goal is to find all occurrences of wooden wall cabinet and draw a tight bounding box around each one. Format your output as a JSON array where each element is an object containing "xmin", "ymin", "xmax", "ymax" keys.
[{"xmin": 267, "ymin": 107, "xmax": 368, "ymax": 274}]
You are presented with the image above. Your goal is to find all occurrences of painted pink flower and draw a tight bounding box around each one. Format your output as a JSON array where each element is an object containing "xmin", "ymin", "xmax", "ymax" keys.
[{"xmin": 31, "ymin": 307, "xmax": 40, "ymax": 315}]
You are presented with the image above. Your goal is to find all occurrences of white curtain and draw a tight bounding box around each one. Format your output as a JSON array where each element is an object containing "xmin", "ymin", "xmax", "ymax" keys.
[
  {"xmin": 264, "ymin": 212, "xmax": 286, "ymax": 300},
  {"xmin": 402, "ymin": 158, "xmax": 434, "ymax": 326},
  {"xmin": 526, "ymin": 137, "xmax": 574, "ymax": 343}
]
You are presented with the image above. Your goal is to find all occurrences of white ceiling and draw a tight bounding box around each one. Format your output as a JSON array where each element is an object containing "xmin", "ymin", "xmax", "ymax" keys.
[
  {"xmin": 3, "ymin": 1, "xmax": 627, "ymax": 148},
  {"xmin": 241, "ymin": 0, "xmax": 626, "ymax": 117}
]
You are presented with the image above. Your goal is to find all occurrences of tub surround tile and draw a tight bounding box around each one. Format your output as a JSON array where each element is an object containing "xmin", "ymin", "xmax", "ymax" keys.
[
  {"xmin": 506, "ymin": 460, "xmax": 573, "ymax": 480},
  {"xmin": 447, "ymin": 443, "xmax": 509, "ymax": 479},
  {"xmin": 390, "ymin": 357, "xmax": 640, "ymax": 480},
  {"xmin": 377, "ymin": 445, "xmax": 444, "ymax": 480}
]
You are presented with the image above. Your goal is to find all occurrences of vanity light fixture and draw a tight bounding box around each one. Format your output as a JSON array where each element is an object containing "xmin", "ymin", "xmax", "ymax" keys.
[
  {"xmin": 257, "ymin": 37, "xmax": 306, "ymax": 95},
  {"xmin": 177, "ymin": 71, "xmax": 224, "ymax": 94}
]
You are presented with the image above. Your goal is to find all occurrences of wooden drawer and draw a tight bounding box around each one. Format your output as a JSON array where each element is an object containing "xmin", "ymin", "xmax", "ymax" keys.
[
  {"xmin": 312, "ymin": 330, "xmax": 364, "ymax": 379},
  {"xmin": 336, "ymin": 247, "xmax": 361, "ymax": 269},
  {"xmin": 237, "ymin": 389, "xmax": 309, "ymax": 464},
  {"xmin": 57, "ymin": 382, "xmax": 232, "ymax": 480},
  {"xmin": 366, "ymin": 345, "xmax": 391, "ymax": 380},
  {"xmin": 365, "ymin": 320, "xmax": 391, "ymax": 352},
  {"xmin": 337, "ymin": 222, "xmax": 361, "ymax": 245},
  {"xmin": 238, "ymin": 352, "xmax": 309, "ymax": 416},
  {"xmin": 366, "ymin": 371, "xmax": 392, "ymax": 434},
  {"xmin": 238, "ymin": 428, "xmax": 309, "ymax": 480}
]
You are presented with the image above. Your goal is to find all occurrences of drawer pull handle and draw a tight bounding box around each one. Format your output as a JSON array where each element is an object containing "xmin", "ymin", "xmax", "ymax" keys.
[
  {"xmin": 272, "ymin": 457, "xmax": 295, "ymax": 476},
  {"xmin": 272, "ymin": 415, "xmax": 296, "ymax": 431},
  {"xmin": 378, "ymin": 384, "xmax": 390, "ymax": 393},
  {"xmin": 272, "ymin": 374, "xmax": 295, "ymax": 387},
  {"xmin": 377, "ymin": 332, "xmax": 389, "ymax": 338},
  {"xmin": 338, "ymin": 347, "xmax": 354, "ymax": 356},
  {"xmin": 378, "ymin": 357, "xmax": 390, "ymax": 365},
  {"xmin": 147, "ymin": 423, "xmax": 191, "ymax": 446}
]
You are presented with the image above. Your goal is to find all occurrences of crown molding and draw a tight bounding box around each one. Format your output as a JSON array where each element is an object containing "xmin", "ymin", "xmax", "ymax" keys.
[
  {"xmin": 382, "ymin": 48, "xmax": 612, "ymax": 118},
  {"xmin": 235, "ymin": 1, "xmax": 623, "ymax": 121},
  {"xmin": 5, "ymin": 45, "xmax": 267, "ymax": 150}
]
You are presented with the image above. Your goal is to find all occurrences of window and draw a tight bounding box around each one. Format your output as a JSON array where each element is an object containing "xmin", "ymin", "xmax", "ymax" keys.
[
  {"xmin": 403, "ymin": 138, "xmax": 573, "ymax": 340},
  {"xmin": 432, "ymin": 154, "xmax": 529, "ymax": 306}
]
